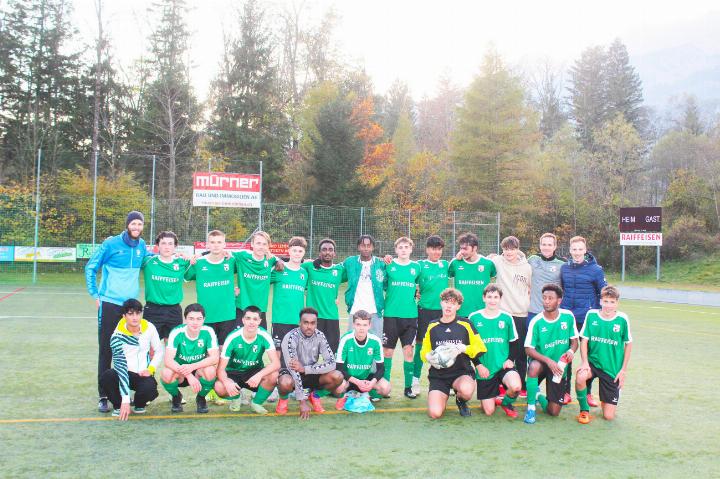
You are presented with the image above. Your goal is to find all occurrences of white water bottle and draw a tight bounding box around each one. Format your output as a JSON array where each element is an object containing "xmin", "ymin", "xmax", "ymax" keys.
[{"xmin": 552, "ymin": 352, "xmax": 570, "ymax": 383}]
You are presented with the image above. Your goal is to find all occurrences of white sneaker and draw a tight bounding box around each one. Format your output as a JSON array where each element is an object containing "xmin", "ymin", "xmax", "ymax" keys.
[
  {"xmin": 229, "ymin": 398, "xmax": 242, "ymax": 412},
  {"xmin": 411, "ymin": 377, "xmax": 420, "ymax": 396},
  {"xmin": 240, "ymin": 388, "xmax": 252, "ymax": 405},
  {"xmin": 267, "ymin": 388, "xmax": 279, "ymax": 403},
  {"xmin": 249, "ymin": 402, "xmax": 268, "ymax": 415}
]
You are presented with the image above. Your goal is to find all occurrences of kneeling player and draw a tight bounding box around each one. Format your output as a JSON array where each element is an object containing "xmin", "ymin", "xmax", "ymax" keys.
[
  {"xmin": 523, "ymin": 284, "xmax": 578, "ymax": 424},
  {"xmin": 161, "ymin": 303, "xmax": 219, "ymax": 413},
  {"xmin": 469, "ymin": 285, "xmax": 522, "ymax": 418},
  {"xmin": 575, "ymin": 285, "xmax": 632, "ymax": 423},
  {"xmin": 277, "ymin": 307, "xmax": 344, "ymax": 419},
  {"xmin": 421, "ymin": 288, "xmax": 486, "ymax": 419},
  {"xmin": 214, "ymin": 306, "xmax": 280, "ymax": 415},
  {"xmin": 334, "ymin": 310, "xmax": 390, "ymax": 409}
]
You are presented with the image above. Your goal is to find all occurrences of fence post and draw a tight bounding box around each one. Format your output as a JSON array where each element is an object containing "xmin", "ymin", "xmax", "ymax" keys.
[
  {"xmin": 91, "ymin": 149, "xmax": 98, "ymax": 247},
  {"xmin": 496, "ymin": 212, "xmax": 501, "ymax": 254},
  {"xmin": 32, "ymin": 148, "xmax": 42, "ymax": 284},
  {"xmin": 309, "ymin": 205, "xmax": 315, "ymax": 257},
  {"xmin": 407, "ymin": 210, "xmax": 411, "ymax": 237},
  {"xmin": 360, "ymin": 206, "xmax": 364, "ymax": 236},
  {"xmin": 452, "ymin": 211, "xmax": 456, "ymax": 257},
  {"xmin": 150, "ymin": 154, "xmax": 156, "ymax": 242}
]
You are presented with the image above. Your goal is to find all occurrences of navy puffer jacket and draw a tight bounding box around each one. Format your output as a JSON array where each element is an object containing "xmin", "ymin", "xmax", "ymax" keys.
[{"xmin": 559, "ymin": 252, "xmax": 607, "ymax": 323}]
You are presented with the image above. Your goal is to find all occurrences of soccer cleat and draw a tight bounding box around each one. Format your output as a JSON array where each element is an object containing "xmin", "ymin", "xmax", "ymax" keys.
[
  {"xmin": 587, "ymin": 393, "xmax": 599, "ymax": 407},
  {"xmin": 249, "ymin": 402, "xmax": 268, "ymax": 415},
  {"xmin": 577, "ymin": 411, "xmax": 592, "ymax": 424},
  {"xmin": 561, "ymin": 392, "xmax": 572, "ymax": 405},
  {"xmin": 494, "ymin": 396, "xmax": 503, "ymax": 406},
  {"xmin": 411, "ymin": 377, "xmax": 421, "ymax": 396},
  {"xmin": 171, "ymin": 393, "xmax": 183, "ymax": 413},
  {"xmin": 132, "ymin": 406, "xmax": 146, "ymax": 414},
  {"xmin": 229, "ymin": 398, "xmax": 242, "ymax": 412},
  {"xmin": 98, "ymin": 398, "xmax": 111, "ymax": 413},
  {"xmin": 308, "ymin": 392, "xmax": 325, "ymax": 413},
  {"xmin": 196, "ymin": 394, "xmax": 209, "ymax": 413},
  {"xmin": 335, "ymin": 395, "xmax": 347, "ymax": 410},
  {"xmin": 456, "ymin": 397, "xmax": 472, "ymax": 417},
  {"xmin": 111, "ymin": 408, "xmax": 121, "ymax": 417},
  {"xmin": 275, "ymin": 398, "xmax": 289, "ymax": 415},
  {"xmin": 240, "ymin": 388, "xmax": 253, "ymax": 406},
  {"xmin": 404, "ymin": 387, "xmax": 418, "ymax": 399},
  {"xmin": 524, "ymin": 409, "xmax": 537, "ymax": 424},
  {"xmin": 496, "ymin": 384, "xmax": 506, "ymax": 402},
  {"xmin": 501, "ymin": 404, "xmax": 518, "ymax": 418},
  {"xmin": 519, "ymin": 389, "xmax": 528, "ymax": 399},
  {"xmin": 206, "ymin": 389, "xmax": 226, "ymax": 405},
  {"xmin": 267, "ymin": 388, "xmax": 279, "ymax": 403}
]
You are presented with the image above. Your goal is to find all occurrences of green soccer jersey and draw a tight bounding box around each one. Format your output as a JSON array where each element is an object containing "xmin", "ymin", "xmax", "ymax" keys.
[
  {"xmin": 449, "ymin": 256, "xmax": 496, "ymax": 317},
  {"xmin": 167, "ymin": 324, "xmax": 218, "ymax": 365},
  {"xmin": 233, "ymin": 250, "xmax": 277, "ymax": 312},
  {"xmin": 142, "ymin": 256, "xmax": 189, "ymax": 305},
  {"xmin": 222, "ymin": 326, "xmax": 274, "ymax": 372},
  {"xmin": 468, "ymin": 310, "xmax": 518, "ymax": 379},
  {"xmin": 580, "ymin": 309, "xmax": 632, "ymax": 378},
  {"xmin": 384, "ymin": 260, "xmax": 421, "ymax": 318},
  {"xmin": 184, "ymin": 256, "xmax": 236, "ymax": 324},
  {"xmin": 302, "ymin": 262, "xmax": 347, "ymax": 320},
  {"xmin": 270, "ymin": 265, "xmax": 308, "ymax": 325},
  {"xmin": 525, "ymin": 309, "xmax": 579, "ymax": 377},
  {"xmin": 417, "ymin": 259, "xmax": 450, "ymax": 310},
  {"xmin": 337, "ymin": 331, "xmax": 383, "ymax": 380}
]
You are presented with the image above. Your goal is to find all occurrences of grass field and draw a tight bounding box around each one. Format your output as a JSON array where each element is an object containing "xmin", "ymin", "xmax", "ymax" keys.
[{"xmin": 1, "ymin": 283, "xmax": 719, "ymax": 478}]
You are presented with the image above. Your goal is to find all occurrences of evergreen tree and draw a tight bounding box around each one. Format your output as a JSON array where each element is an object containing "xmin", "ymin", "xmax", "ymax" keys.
[
  {"xmin": 605, "ymin": 38, "xmax": 645, "ymax": 133},
  {"xmin": 567, "ymin": 45, "xmax": 608, "ymax": 149}
]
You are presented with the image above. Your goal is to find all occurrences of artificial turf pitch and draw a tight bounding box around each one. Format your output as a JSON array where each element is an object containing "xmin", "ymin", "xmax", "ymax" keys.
[{"xmin": 1, "ymin": 283, "xmax": 718, "ymax": 478}]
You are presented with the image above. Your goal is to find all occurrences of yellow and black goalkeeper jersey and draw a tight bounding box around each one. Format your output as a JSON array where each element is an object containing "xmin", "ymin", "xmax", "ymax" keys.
[{"xmin": 420, "ymin": 317, "xmax": 487, "ymax": 379}]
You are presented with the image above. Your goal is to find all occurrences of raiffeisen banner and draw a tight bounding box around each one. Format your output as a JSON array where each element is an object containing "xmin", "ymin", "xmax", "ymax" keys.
[{"xmin": 192, "ymin": 172, "xmax": 261, "ymax": 208}]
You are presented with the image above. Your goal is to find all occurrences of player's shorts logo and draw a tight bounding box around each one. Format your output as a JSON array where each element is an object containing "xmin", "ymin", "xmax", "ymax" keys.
[
  {"xmin": 613, "ymin": 324, "xmax": 621, "ymax": 332},
  {"xmin": 498, "ymin": 321, "xmax": 504, "ymax": 329},
  {"xmin": 561, "ymin": 322, "xmax": 568, "ymax": 330},
  {"xmin": 224, "ymin": 264, "xmax": 229, "ymax": 271}
]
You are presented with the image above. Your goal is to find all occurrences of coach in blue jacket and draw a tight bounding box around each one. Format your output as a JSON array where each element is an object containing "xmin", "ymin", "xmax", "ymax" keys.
[{"xmin": 86, "ymin": 211, "xmax": 149, "ymax": 413}]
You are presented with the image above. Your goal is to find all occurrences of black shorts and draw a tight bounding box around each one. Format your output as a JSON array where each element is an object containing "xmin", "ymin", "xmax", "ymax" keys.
[
  {"xmin": 227, "ymin": 368, "xmax": 264, "ymax": 392},
  {"xmin": 383, "ymin": 317, "xmax": 417, "ymax": 349},
  {"xmin": 272, "ymin": 323, "xmax": 297, "ymax": 350},
  {"xmin": 429, "ymin": 373, "xmax": 473, "ymax": 396},
  {"xmin": 143, "ymin": 302, "xmax": 182, "ymax": 339},
  {"xmin": 208, "ymin": 319, "xmax": 239, "ymax": 345},
  {"xmin": 279, "ymin": 369, "xmax": 323, "ymax": 390},
  {"xmin": 417, "ymin": 308, "xmax": 441, "ymax": 342},
  {"xmin": 589, "ymin": 362, "xmax": 621, "ymax": 406},
  {"xmin": 236, "ymin": 308, "xmax": 267, "ymax": 330},
  {"xmin": 477, "ymin": 368, "xmax": 517, "ymax": 400},
  {"xmin": 317, "ymin": 318, "xmax": 340, "ymax": 353},
  {"xmin": 536, "ymin": 363, "xmax": 568, "ymax": 405}
]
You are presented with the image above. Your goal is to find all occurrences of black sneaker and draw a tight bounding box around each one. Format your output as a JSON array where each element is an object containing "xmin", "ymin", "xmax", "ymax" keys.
[
  {"xmin": 171, "ymin": 392, "xmax": 183, "ymax": 413},
  {"xmin": 404, "ymin": 387, "xmax": 418, "ymax": 399},
  {"xmin": 456, "ymin": 397, "xmax": 472, "ymax": 417},
  {"xmin": 196, "ymin": 394, "xmax": 209, "ymax": 414},
  {"xmin": 98, "ymin": 398, "xmax": 110, "ymax": 413}
]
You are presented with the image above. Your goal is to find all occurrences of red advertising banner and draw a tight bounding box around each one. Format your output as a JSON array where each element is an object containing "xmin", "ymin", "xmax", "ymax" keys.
[{"xmin": 194, "ymin": 241, "xmax": 289, "ymax": 256}]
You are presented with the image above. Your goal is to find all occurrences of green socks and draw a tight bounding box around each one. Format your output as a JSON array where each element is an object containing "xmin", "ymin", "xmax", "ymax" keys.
[
  {"xmin": 403, "ymin": 361, "xmax": 414, "ymax": 388},
  {"xmin": 199, "ymin": 377, "xmax": 215, "ymax": 397},
  {"xmin": 370, "ymin": 390, "xmax": 383, "ymax": 399},
  {"xmin": 537, "ymin": 394, "xmax": 548, "ymax": 411},
  {"xmin": 501, "ymin": 393, "xmax": 517, "ymax": 407},
  {"xmin": 162, "ymin": 380, "xmax": 179, "ymax": 397},
  {"xmin": 279, "ymin": 393, "xmax": 289, "ymax": 400},
  {"xmin": 314, "ymin": 389, "xmax": 331, "ymax": 398},
  {"xmin": 383, "ymin": 357, "xmax": 393, "ymax": 381},
  {"xmin": 526, "ymin": 377, "xmax": 539, "ymax": 411},
  {"xmin": 413, "ymin": 345, "xmax": 424, "ymax": 379},
  {"xmin": 577, "ymin": 387, "xmax": 590, "ymax": 412},
  {"xmin": 253, "ymin": 386, "xmax": 273, "ymax": 405}
]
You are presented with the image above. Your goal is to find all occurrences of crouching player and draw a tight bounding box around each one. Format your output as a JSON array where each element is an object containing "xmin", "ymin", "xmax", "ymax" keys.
[
  {"xmin": 335, "ymin": 310, "xmax": 390, "ymax": 410},
  {"xmin": 469, "ymin": 285, "xmax": 522, "ymax": 418},
  {"xmin": 161, "ymin": 303, "xmax": 219, "ymax": 414},
  {"xmin": 99, "ymin": 299, "xmax": 164, "ymax": 420},
  {"xmin": 277, "ymin": 307, "xmax": 344, "ymax": 419},
  {"xmin": 421, "ymin": 288, "xmax": 487, "ymax": 419},
  {"xmin": 576, "ymin": 285, "xmax": 632, "ymax": 423},
  {"xmin": 523, "ymin": 284, "xmax": 578, "ymax": 424},
  {"xmin": 214, "ymin": 306, "xmax": 280, "ymax": 415}
]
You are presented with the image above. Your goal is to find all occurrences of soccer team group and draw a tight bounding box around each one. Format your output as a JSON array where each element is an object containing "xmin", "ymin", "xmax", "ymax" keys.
[{"xmin": 86, "ymin": 211, "xmax": 632, "ymax": 423}]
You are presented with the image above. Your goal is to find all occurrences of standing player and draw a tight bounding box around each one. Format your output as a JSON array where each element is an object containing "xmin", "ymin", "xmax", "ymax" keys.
[
  {"xmin": 161, "ymin": 303, "xmax": 219, "ymax": 413},
  {"xmin": 214, "ymin": 306, "xmax": 280, "ymax": 415},
  {"xmin": 142, "ymin": 231, "xmax": 189, "ymax": 341},
  {"xmin": 421, "ymin": 288, "xmax": 487, "ymax": 419},
  {"xmin": 469, "ymin": 285, "xmax": 522, "ymax": 418},
  {"xmin": 302, "ymin": 238, "xmax": 347, "ymax": 353},
  {"xmin": 334, "ymin": 310, "xmax": 390, "ymax": 409},
  {"xmin": 233, "ymin": 231, "xmax": 283, "ymax": 330},
  {"xmin": 86, "ymin": 211, "xmax": 149, "ymax": 413},
  {"xmin": 523, "ymin": 284, "xmax": 579, "ymax": 424},
  {"xmin": 490, "ymin": 236, "xmax": 531, "ymax": 395},
  {"xmin": 343, "ymin": 235, "xmax": 386, "ymax": 340},
  {"xmin": 382, "ymin": 237, "xmax": 421, "ymax": 399},
  {"xmin": 576, "ymin": 286, "xmax": 632, "ymax": 423},
  {"xmin": 270, "ymin": 236, "xmax": 309, "ymax": 349},
  {"xmin": 277, "ymin": 308, "xmax": 344, "ymax": 419},
  {"xmin": 560, "ymin": 235, "xmax": 607, "ymax": 406},
  {"xmin": 449, "ymin": 233, "xmax": 496, "ymax": 319},
  {"xmin": 412, "ymin": 235, "xmax": 449, "ymax": 396},
  {"xmin": 99, "ymin": 299, "xmax": 163, "ymax": 420}
]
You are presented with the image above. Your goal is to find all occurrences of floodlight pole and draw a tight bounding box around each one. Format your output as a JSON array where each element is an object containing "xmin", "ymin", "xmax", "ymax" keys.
[
  {"xmin": 205, "ymin": 157, "xmax": 211, "ymax": 239},
  {"xmin": 32, "ymin": 149, "xmax": 42, "ymax": 284},
  {"xmin": 258, "ymin": 160, "xmax": 263, "ymax": 230},
  {"xmin": 150, "ymin": 154, "xmax": 156, "ymax": 242}
]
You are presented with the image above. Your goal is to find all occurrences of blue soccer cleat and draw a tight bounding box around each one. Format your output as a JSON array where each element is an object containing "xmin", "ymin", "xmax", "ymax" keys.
[{"xmin": 524, "ymin": 409, "xmax": 536, "ymax": 424}]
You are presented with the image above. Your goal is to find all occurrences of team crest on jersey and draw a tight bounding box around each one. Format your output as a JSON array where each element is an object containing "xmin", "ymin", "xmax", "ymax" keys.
[
  {"xmin": 332, "ymin": 270, "xmax": 338, "ymax": 276},
  {"xmin": 499, "ymin": 321, "xmax": 505, "ymax": 329},
  {"xmin": 613, "ymin": 324, "xmax": 621, "ymax": 333},
  {"xmin": 410, "ymin": 268, "xmax": 416, "ymax": 275},
  {"xmin": 264, "ymin": 260, "xmax": 269, "ymax": 268},
  {"xmin": 375, "ymin": 270, "xmax": 384, "ymax": 282},
  {"xmin": 390, "ymin": 266, "xmax": 396, "ymax": 272},
  {"xmin": 173, "ymin": 263, "xmax": 179, "ymax": 271},
  {"xmin": 252, "ymin": 345, "xmax": 258, "ymax": 353},
  {"xmin": 561, "ymin": 322, "xmax": 568, "ymax": 330},
  {"xmin": 440, "ymin": 261, "xmax": 446, "ymax": 268},
  {"xmin": 368, "ymin": 348, "xmax": 373, "ymax": 355},
  {"xmin": 198, "ymin": 339, "xmax": 204, "ymax": 348},
  {"xmin": 224, "ymin": 264, "xmax": 229, "ymax": 271},
  {"xmin": 300, "ymin": 273, "xmax": 305, "ymax": 280},
  {"xmin": 478, "ymin": 265, "xmax": 484, "ymax": 272}
]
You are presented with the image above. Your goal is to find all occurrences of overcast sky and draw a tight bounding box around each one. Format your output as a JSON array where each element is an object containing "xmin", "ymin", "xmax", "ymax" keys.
[{"xmin": 71, "ymin": 0, "xmax": 720, "ymax": 101}]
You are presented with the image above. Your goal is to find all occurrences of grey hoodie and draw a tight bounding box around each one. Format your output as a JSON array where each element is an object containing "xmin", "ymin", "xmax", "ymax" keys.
[
  {"xmin": 491, "ymin": 251, "xmax": 532, "ymax": 317},
  {"xmin": 527, "ymin": 254, "xmax": 565, "ymax": 314}
]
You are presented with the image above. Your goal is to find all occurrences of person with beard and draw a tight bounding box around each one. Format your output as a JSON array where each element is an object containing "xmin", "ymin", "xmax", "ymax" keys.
[{"xmin": 86, "ymin": 211, "xmax": 150, "ymax": 413}]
